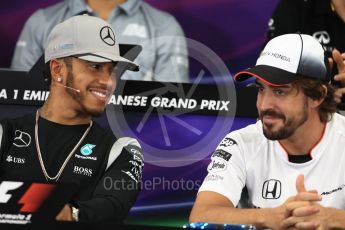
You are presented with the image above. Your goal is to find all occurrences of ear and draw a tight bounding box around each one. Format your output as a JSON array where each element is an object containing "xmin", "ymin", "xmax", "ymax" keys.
[
  {"xmin": 50, "ymin": 59, "xmax": 63, "ymax": 78},
  {"xmin": 309, "ymin": 85, "xmax": 328, "ymax": 109}
]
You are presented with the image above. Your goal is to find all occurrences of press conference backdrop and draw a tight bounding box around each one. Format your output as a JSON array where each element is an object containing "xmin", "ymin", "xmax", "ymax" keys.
[
  {"xmin": 0, "ymin": 0, "xmax": 279, "ymax": 227},
  {"xmin": 0, "ymin": 0, "xmax": 279, "ymax": 77}
]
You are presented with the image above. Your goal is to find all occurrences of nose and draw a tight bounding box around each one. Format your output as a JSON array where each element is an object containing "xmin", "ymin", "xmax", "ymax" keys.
[
  {"xmin": 256, "ymin": 90, "xmax": 275, "ymax": 111},
  {"xmin": 98, "ymin": 69, "xmax": 117, "ymax": 89}
]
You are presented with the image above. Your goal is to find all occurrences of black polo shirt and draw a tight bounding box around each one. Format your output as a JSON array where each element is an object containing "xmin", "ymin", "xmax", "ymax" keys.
[{"xmin": 0, "ymin": 113, "xmax": 144, "ymax": 222}]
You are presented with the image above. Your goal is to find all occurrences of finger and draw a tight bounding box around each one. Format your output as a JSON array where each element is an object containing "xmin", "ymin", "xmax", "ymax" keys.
[
  {"xmin": 281, "ymin": 216, "xmax": 301, "ymax": 229},
  {"xmin": 292, "ymin": 205, "xmax": 320, "ymax": 217},
  {"xmin": 296, "ymin": 192, "xmax": 322, "ymax": 202},
  {"xmin": 328, "ymin": 57, "xmax": 334, "ymax": 70},
  {"xmin": 341, "ymin": 52, "xmax": 345, "ymax": 59},
  {"xmin": 56, "ymin": 212, "xmax": 63, "ymax": 221},
  {"xmin": 334, "ymin": 74, "xmax": 345, "ymax": 86},
  {"xmin": 335, "ymin": 87, "xmax": 345, "ymax": 96},
  {"xmin": 333, "ymin": 74, "xmax": 345, "ymax": 81},
  {"xmin": 333, "ymin": 49, "xmax": 345, "ymax": 73},
  {"xmin": 295, "ymin": 221, "xmax": 320, "ymax": 230},
  {"xmin": 282, "ymin": 216, "xmax": 320, "ymax": 230},
  {"xmin": 296, "ymin": 174, "xmax": 306, "ymax": 193},
  {"xmin": 286, "ymin": 201, "xmax": 313, "ymax": 212},
  {"xmin": 334, "ymin": 95, "xmax": 342, "ymax": 104}
]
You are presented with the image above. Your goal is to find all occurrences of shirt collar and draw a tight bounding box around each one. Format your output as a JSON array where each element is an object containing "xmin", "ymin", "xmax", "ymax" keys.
[
  {"xmin": 118, "ymin": 0, "xmax": 142, "ymax": 16},
  {"xmin": 66, "ymin": 0, "xmax": 90, "ymax": 16},
  {"xmin": 66, "ymin": 0, "xmax": 142, "ymax": 17}
]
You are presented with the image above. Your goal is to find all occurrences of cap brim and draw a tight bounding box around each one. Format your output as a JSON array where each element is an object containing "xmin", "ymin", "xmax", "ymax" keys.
[
  {"xmin": 76, "ymin": 52, "xmax": 139, "ymax": 71},
  {"xmin": 234, "ymin": 65, "xmax": 298, "ymax": 87}
]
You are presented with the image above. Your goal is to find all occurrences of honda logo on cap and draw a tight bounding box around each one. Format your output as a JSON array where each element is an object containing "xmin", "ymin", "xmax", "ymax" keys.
[{"xmin": 262, "ymin": 179, "xmax": 281, "ymax": 199}]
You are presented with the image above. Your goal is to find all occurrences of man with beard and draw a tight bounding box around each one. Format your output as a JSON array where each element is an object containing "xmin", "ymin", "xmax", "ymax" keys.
[
  {"xmin": 0, "ymin": 15, "xmax": 144, "ymax": 222},
  {"xmin": 190, "ymin": 34, "xmax": 345, "ymax": 229}
]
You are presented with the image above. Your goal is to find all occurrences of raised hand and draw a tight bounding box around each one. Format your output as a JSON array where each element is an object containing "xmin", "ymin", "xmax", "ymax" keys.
[{"xmin": 332, "ymin": 49, "xmax": 345, "ymax": 104}]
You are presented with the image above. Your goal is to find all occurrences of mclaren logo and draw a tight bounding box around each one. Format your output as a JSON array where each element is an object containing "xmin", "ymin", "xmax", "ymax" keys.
[
  {"xmin": 262, "ymin": 179, "xmax": 281, "ymax": 199},
  {"xmin": 13, "ymin": 130, "xmax": 31, "ymax": 148},
  {"xmin": 313, "ymin": 31, "xmax": 330, "ymax": 45},
  {"xmin": 100, "ymin": 26, "xmax": 116, "ymax": 46}
]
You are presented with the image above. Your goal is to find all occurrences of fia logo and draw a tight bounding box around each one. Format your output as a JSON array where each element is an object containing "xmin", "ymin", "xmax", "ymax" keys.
[{"xmin": 80, "ymin": 144, "xmax": 96, "ymax": 156}]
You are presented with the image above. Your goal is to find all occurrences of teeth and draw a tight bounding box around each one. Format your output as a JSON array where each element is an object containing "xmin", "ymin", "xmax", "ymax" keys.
[{"xmin": 92, "ymin": 91, "xmax": 106, "ymax": 98}]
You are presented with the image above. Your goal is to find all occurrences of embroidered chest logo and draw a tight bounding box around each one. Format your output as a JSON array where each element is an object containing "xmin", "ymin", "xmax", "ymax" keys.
[
  {"xmin": 80, "ymin": 144, "xmax": 96, "ymax": 156},
  {"xmin": 73, "ymin": 166, "xmax": 93, "ymax": 177},
  {"xmin": 75, "ymin": 144, "xmax": 97, "ymax": 161},
  {"xmin": 262, "ymin": 179, "xmax": 282, "ymax": 199},
  {"xmin": 6, "ymin": 155, "xmax": 25, "ymax": 164},
  {"xmin": 13, "ymin": 130, "xmax": 31, "ymax": 148}
]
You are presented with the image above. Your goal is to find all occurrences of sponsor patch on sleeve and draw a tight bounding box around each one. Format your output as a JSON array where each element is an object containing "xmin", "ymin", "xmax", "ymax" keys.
[
  {"xmin": 211, "ymin": 149, "xmax": 232, "ymax": 161},
  {"xmin": 219, "ymin": 137, "xmax": 237, "ymax": 147},
  {"xmin": 125, "ymin": 145, "xmax": 144, "ymax": 182},
  {"xmin": 207, "ymin": 158, "xmax": 227, "ymax": 173}
]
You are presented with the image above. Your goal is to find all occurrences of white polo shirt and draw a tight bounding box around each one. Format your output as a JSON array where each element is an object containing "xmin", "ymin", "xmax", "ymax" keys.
[{"xmin": 199, "ymin": 113, "xmax": 345, "ymax": 209}]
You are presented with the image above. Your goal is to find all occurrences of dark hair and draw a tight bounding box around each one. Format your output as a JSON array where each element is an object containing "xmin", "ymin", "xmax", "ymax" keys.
[{"xmin": 293, "ymin": 78, "xmax": 337, "ymax": 122}]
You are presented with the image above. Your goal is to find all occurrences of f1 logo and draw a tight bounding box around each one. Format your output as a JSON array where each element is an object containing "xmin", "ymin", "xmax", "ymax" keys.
[
  {"xmin": 0, "ymin": 181, "xmax": 55, "ymax": 212},
  {"xmin": 262, "ymin": 179, "xmax": 281, "ymax": 199},
  {"xmin": 0, "ymin": 181, "xmax": 23, "ymax": 203}
]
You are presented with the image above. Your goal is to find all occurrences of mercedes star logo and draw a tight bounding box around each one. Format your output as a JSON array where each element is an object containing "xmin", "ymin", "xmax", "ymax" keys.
[
  {"xmin": 100, "ymin": 26, "xmax": 116, "ymax": 46},
  {"xmin": 13, "ymin": 130, "xmax": 31, "ymax": 148}
]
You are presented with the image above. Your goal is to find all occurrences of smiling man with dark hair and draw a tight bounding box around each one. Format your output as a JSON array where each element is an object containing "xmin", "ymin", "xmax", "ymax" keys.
[
  {"xmin": 0, "ymin": 15, "xmax": 143, "ymax": 222},
  {"xmin": 190, "ymin": 34, "xmax": 345, "ymax": 229}
]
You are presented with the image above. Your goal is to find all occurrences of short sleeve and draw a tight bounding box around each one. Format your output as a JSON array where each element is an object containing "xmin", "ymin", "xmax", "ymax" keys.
[{"xmin": 198, "ymin": 134, "xmax": 246, "ymax": 206}]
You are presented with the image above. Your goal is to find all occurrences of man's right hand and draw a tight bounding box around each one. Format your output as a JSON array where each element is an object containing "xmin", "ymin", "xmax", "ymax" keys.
[
  {"xmin": 266, "ymin": 175, "xmax": 322, "ymax": 229},
  {"xmin": 280, "ymin": 175, "xmax": 323, "ymax": 229}
]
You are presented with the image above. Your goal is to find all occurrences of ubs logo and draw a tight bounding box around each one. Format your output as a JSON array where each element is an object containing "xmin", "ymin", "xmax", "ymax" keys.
[
  {"xmin": 262, "ymin": 179, "xmax": 281, "ymax": 199},
  {"xmin": 313, "ymin": 31, "xmax": 330, "ymax": 45},
  {"xmin": 6, "ymin": 155, "xmax": 25, "ymax": 164}
]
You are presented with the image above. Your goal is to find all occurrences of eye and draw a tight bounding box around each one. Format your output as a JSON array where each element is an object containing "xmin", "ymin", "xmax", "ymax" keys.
[
  {"xmin": 89, "ymin": 63, "xmax": 102, "ymax": 70},
  {"xmin": 273, "ymin": 88, "xmax": 285, "ymax": 96},
  {"xmin": 257, "ymin": 86, "xmax": 264, "ymax": 92}
]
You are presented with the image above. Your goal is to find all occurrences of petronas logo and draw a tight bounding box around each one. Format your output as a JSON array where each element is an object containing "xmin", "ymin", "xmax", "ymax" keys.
[{"xmin": 80, "ymin": 144, "xmax": 96, "ymax": 156}]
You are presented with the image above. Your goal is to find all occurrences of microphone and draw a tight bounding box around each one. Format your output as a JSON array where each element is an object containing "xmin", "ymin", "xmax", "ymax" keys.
[{"xmin": 55, "ymin": 83, "xmax": 80, "ymax": 93}]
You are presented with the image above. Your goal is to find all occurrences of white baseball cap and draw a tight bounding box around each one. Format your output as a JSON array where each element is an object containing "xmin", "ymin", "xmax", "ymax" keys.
[
  {"xmin": 234, "ymin": 34, "xmax": 330, "ymax": 86},
  {"xmin": 44, "ymin": 15, "xmax": 139, "ymax": 71}
]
